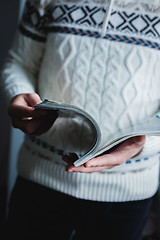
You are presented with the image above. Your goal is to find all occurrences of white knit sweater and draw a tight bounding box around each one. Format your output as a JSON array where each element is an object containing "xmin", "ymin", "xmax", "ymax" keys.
[{"xmin": 1, "ymin": 0, "xmax": 160, "ymax": 201}]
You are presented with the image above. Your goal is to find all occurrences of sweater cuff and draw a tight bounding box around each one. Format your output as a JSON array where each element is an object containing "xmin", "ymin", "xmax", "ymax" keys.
[{"xmin": 3, "ymin": 83, "xmax": 35, "ymax": 107}]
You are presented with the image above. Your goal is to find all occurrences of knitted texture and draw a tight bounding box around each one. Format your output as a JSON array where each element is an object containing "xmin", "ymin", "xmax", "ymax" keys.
[{"xmin": 1, "ymin": 0, "xmax": 160, "ymax": 201}]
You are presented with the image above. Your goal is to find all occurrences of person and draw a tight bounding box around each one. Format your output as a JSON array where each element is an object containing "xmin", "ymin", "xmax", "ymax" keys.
[{"xmin": 1, "ymin": 0, "xmax": 160, "ymax": 239}]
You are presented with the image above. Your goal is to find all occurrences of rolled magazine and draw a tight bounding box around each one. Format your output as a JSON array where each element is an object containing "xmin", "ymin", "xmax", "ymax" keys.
[{"xmin": 34, "ymin": 99, "xmax": 160, "ymax": 167}]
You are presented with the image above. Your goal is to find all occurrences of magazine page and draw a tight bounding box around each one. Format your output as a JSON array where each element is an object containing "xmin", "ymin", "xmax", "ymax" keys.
[
  {"xmin": 74, "ymin": 115, "xmax": 160, "ymax": 166},
  {"xmin": 34, "ymin": 99, "xmax": 102, "ymax": 159},
  {"xmin": 34, "ymin": 100, "xmax": 160, "ymax": 167}
]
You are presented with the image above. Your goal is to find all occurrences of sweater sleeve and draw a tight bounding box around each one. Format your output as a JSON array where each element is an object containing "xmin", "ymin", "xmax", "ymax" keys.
[{"xmin": 0, "ymin": 0, "xmax": 48, "ymax": 106}]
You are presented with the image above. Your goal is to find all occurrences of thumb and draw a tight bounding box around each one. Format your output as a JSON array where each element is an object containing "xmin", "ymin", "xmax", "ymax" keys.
[{"xmin": 24, "ymin": 93, "xmax": 42, "ymax": 107}]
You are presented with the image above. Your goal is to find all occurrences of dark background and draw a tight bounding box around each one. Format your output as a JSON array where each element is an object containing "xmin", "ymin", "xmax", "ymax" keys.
[{"xmin": 0, "ymin": 0, "xmax": 20, "ymax": 229}]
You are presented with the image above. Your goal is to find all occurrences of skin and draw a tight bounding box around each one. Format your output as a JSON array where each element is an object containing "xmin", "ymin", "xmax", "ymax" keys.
[
  {"xmin": 8, "ymin": 93, "xmax": 57, "ymax": 136},
  {"xmin": 8, "ymin": 93, "xmax": 146, "ymax": 173}
]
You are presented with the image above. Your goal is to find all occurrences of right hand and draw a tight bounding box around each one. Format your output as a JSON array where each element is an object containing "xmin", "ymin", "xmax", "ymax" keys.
[
  {"xmin": 63, "ymin": 135, "xmax": 146, "ymax": 173},
  {"xmin": 8, "ymin": 93, "xmax": 57, "ymax": 135}
]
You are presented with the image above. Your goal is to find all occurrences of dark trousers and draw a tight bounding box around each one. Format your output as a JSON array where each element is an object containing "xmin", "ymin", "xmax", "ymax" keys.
[{"xmin": 5, "ymin": 176, "xmax": 153, "ymax": 240}]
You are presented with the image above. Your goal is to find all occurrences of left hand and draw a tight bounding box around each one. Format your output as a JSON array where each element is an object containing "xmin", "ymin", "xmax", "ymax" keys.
[
  {"xmin": 8, "ymin": 93, "xmax": 57, "ymax": 135},
  {"xmin": 62, "ymin": 135, "xmax": 146, "ymax": 173}
]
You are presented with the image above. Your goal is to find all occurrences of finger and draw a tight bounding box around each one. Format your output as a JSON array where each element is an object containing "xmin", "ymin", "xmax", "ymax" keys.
[
  {"xmin": 66, "ymin": 164, "xmax": 113, "ymax": 173},
  {"xmin": 9, "ymin": 104, "xmax": 35, "ymax": 118},
  {"xmin": 11, "ymin": 117, "xmax": 46, "ymax": 135},
  {"xmin": 9, "ymin": 104, "xmax": 49, "ymax": 119},
  {"xmin": 85, "ymin": 154, "xmax": 117, "ymax": 168},
  {"xmin": 24, "ymin": 93, "xmax": 42, "ymax": 107},
  {"xmin": 9, "ymin": 93, "xmax": 45, "ymax": 117},
  {"xmin": 63, "ymin": 154, "xmax": 115, "ymax": 173}
]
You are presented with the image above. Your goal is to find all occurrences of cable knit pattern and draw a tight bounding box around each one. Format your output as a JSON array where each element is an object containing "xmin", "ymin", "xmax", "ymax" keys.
[
  {"xmin": 1, "ymin": 0, "xmax": 160, "ymax": 202},
  {"xmin": 118, "ymin": 48, "xmax": 143, "ymax": 128}
]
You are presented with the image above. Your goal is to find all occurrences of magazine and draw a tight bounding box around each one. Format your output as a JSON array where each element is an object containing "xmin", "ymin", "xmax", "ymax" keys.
[{"xmin": 34, "ymin": 99, "xmax": 160, "ymax": 167}]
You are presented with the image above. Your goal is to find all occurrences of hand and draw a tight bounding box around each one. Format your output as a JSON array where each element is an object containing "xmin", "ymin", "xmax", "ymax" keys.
[
  {"xmin": 8, "ymin": 93, "xmax": 57, "ymax": 135},
  {"xmin": 62, "ymin": 135, "xmax": 146, "ymax": 173}
]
